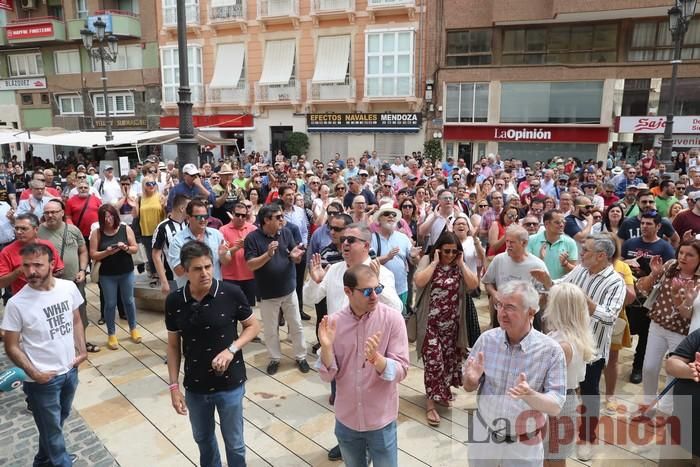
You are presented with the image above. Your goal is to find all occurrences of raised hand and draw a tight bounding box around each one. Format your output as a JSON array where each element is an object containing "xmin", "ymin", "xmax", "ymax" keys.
[
  {"xmin": 364, "ymin": 331, "xmax": 382, "ymax": 362},
  {"xmin": 463, "ymin": 351, "xmax": 484, "ymax": 383},
  {"xmin": 218, "ymin": 240, "xmax": 230, "ymax": 257},
  {"xmin": 267, "ymin": 241, "xmax": 279, "ymax": 258},
  {"xmin": 507, "ymin": 373, "xmax": 534, "ymax": 400},
  {"xmin": 683, "ymin": 229, "xmax": 696, "ymax": 242},
  {"xmin": 318, "ymin": 316, "xmax": 337, "ymax": 348},
  {"xmin": 432, "ymin": 249, "xmax": 440, "ymax": 265},
  {"xmin": 649, "ymin": 255, "xmax": 664, "ymax": 276},
  {"xmin": 290, "ymin": 244, "xmax": 305, "ymax": 262},
  {"xmin": 369, "ymin": 258, "xmax": 381, "ymax": 277},
  {"xmin": 559, "ymin": 251, "xmax": 569, "ymax": 266},
  {"xmin": 309, "ymin": 253, "xmax": 327, "ymax": 284},
  {"xmin": 386, "ymin": 247, "xmax": 400, "ymax": 260},
  {"xmin": 530, "ymin": 268, "xmax": 550, "ymax": 285}
]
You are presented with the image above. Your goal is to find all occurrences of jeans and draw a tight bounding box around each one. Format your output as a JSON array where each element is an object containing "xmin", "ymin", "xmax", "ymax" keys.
[
  {"xmin": 185, "ymin": 384, "xmax": 246, "ymax": 467},
  {"xmin": 99, "ymin": 271, "xmax": 137, "ymax": 335},
  {"xmin": 23, "ymin": 367, "xmax": 78, "ymax": 467},
  {"xmin": 578, "ymin": 358, "xmax": 606, "ymax": 443},
  {"xmin": 335, "ymin": 419, "xmax": 398, "ymax": 467}
]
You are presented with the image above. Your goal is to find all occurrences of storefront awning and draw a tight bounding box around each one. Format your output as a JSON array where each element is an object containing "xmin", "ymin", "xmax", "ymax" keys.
[
  {"xmin": 0, "ymin": 129, "xmax": 179, "ymax": 147},
  {"xmin": 259, "ymin": 39, "xmax": 296, "ymax": 85},
  {"xmin": 210, "ymin": 43, "xmax": 245, "ymax": 89},
  {"xmin": 312, "ymin": 35, "xmax": 350, "ymax": 84}
]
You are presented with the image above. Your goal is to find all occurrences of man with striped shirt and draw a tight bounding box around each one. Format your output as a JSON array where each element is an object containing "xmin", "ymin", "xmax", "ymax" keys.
[{"xmin": 531, "ymin": 234, "xmax": 626, "ymax": 462}]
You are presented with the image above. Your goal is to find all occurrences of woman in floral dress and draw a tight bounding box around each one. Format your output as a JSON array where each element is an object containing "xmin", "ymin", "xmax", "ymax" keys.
[{"xmin": 414, "ymin": 231, "xmax": 479, "ymax": 427}]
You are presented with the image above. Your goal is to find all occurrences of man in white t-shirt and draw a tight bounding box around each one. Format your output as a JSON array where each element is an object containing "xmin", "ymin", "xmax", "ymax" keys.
[
  {"xmin": 93, "ymin": 165, "xmax": 121, "ymax": 205},
  {"xmin": 1, "ymin": 242, "xmax": 86, "ymax": 467}
]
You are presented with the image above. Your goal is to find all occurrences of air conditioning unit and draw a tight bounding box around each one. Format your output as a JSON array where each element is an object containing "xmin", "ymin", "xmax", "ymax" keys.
[{"xmin": 20, "ymin": 0, "xmax": 37, "ymax": 9}]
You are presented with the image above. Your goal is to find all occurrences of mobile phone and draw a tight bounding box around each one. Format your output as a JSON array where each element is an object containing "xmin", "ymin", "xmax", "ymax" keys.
[{"xmin": 107, "ymin": 244, "xmax": 119, "ymax": 250}]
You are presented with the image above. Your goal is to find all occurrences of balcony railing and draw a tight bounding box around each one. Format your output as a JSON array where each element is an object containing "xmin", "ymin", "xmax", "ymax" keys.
[
  {"xmin": 163, "ymin": 3, "xmax": 200, "ymax": 26},
  {"xmin": 207, "ymin": 84, "xmax": 249, "ymax": 104},
  {"xmin": 257, "ymin": 0, "xmax": 299, "ymax": 18},
  {"xmin": 308, "ymin": 78, "xmax": 356, "ymax": 101},
  {"xmin": 255, "ymin": 79, "xmax": 301, "ymax": 103},
  {"xmin": 311, "ymin": 0, "xmax": 354, "ymax": 12},
  {"xmin": 209, "ymin": 1, "xmax": 246, "ymax": 22}
]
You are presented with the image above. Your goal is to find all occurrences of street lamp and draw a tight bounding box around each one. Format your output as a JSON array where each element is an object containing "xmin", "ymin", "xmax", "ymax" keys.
[
  {"xmin": 81, "ymin": 17, "xmax": 119, "ymax": 142},
  {"xmin": 660, "ymin": 0, "xmax": 697, "ymax": 161},
  {"xmin": 175, "ymin": 0, "xmax": 199, "ymax": 170}
]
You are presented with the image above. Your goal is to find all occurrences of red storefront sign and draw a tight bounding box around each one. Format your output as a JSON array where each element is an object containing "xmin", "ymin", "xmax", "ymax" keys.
[
  {"xmin": 0, "ymin": 0, "xmax": 14, "ymax": 12},
  {"xmin": 6, "ymin": 23, "xmax": 54, "ymax": 40},
  {"xmin": 160, "ymin": 114, "xmax": 254, "ymax": 129},
  {"xmin": 443, "ymin": 125, "xmax": 609, "ymax": 143}
]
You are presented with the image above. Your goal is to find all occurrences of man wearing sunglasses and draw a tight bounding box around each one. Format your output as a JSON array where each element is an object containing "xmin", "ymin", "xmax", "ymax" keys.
[
  {"xmin": 317, "ymin": 264, "xmax": 409, "ymax": 467},
  {"xmin": 220, "ymin": 203, "xmax": 257, "ymax": 307},
  {"xmin": 244, "ymin": 204, "xmax": 309, "ymax": 376},
  {"xmin": 618, "ymin": 190, "xmax": 679, "ymax": 248},
  {"xmin": 166, "ymin": 164, "xmax": 216, "ymax": 212},
  {"xmin": 564, "ymin": 196, "xmax": 596, "ymax": 249}
]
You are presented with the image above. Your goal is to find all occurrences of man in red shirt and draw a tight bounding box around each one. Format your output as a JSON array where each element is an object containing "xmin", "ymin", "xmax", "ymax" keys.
[
  {"xmin": 18, "ymin": 170, "xmax": 61, "ymax": 200},
  {"xmin": 600, "ymin": 182, "xmax": 620, "ymax": 208},
  {"xmin": 0, "ymin": 213, "xmax": 64, "ymax": 295},
  {"xmin": 65, "ymin": 180, "xmax": 102, "ymax": 243},
  {"xmin": 220, "ymin": 202, "xmax": 257, "ymax": 306}
]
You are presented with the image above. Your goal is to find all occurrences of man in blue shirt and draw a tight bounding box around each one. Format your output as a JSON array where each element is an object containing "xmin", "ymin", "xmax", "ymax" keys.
[{"xmin": 166, "ymin": 163, "xmax": 216, "ymax": 212}]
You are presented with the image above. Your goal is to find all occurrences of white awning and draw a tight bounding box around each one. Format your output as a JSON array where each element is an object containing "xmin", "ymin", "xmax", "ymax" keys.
[
  {"xmin": 259, "ymin": 39, "xmax": 296, "ymax": 85},
  {"xmin": 210, "ymin": 43, "xmax": 245, "ymax": 89},
  {"xmin": 312, "ymin": 35, "xmax": 351, "ymax": 84}
]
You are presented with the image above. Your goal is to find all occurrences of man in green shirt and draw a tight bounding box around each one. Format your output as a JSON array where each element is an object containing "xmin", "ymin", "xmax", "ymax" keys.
[
  {"xmin": 654, "ymin": 180, "xmax": 678, "ymax": 218},
  {"xmin": 526, "ymin": 209, "xmax": 578, "ymax": 280}
]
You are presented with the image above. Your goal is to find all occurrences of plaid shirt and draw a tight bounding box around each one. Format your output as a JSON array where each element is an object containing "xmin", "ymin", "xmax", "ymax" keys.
[{"xmin": 470, "ymin": 327, "xmax": 566, "ymax": 436}]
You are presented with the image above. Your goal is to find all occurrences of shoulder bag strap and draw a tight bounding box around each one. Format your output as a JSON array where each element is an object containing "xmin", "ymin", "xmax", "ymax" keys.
[
  {"xmin": 374, "ymin": 232, "xmax": 382, "ymax": 257},
  {"xmin": 59, "ymin": 223, "xmax": 69, "ymax": 260},
  {"xmin": 76, "ymin": 196, "xmax": 91, "ymax": 231}
]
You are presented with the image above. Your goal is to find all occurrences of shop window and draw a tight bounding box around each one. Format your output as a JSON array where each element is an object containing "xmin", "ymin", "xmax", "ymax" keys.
[
  {"xmin": 445, "ymin": 29, "xmax": 492, "ymax": 66},
  {"xmin": 500, "ymin": 81, "xmax": 604, "ymax": 124},
  {"xmin": 445, "ymin": 82, "xmax": 488, "ymax": 122},
  {"xmin": 503, "ymin": 24, "xmax": 617, "ymax": 65},
  {"xmin": 629, "ymin": 21, "xmax": 700, "ymax": 61}
]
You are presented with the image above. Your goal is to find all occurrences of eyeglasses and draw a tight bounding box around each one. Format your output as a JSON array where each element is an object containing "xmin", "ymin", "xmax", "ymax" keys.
[
  {"xmin": 193, "ymin": 214, "xmax": 208, "ymax": 221},
  {"xmin": 329, "ymin": 225, "xmax": 345, "ymax": 232},
  {"xmin": 440, "ymin": 196, "xmax": 454, "ymax": 201},
  {"xmin": 353, "ymin": 284, "xmax": 384, "ymax": 297},
  {"xmin": 340, "ymin": 235, "xmax": 365, "ymax": 244},
  {"xmin": 440, "ymin": 248, "xmax": 459, "ymax": 255},
  {"xmin": 506, "ymin": 214, "xmax": 518, "ymax": 219},
  {"xmin": 233, "ymin": 213, "xmax": 247, "ymax": 219}
]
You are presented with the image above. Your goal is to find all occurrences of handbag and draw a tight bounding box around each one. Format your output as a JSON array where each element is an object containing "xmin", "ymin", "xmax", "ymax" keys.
[
  {"xmin": 90, "ymin": 261, "xmax": 101, "ymax": 283},
  {"xmin": 132, "ymin": 243, "xmax": 148, "ymax": 266},
  {"xmin": 611, "ymin": 317, "xmax": 627, "ymax": 345},
  {"xmin": 642, "ymin": 261, "xmax": 673, "ymax": 310}
]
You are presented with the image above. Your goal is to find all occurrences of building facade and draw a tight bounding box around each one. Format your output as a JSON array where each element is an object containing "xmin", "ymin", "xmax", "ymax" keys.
[
  {"xmin": 156, "ymin": 0, "xmax": 426, "ymax": 162},
  {"xmin": 425, "ymin": 0, "xmax": 700, "ymax": 165},
  {"xmin": 0, "ymin": 0, "xmax": 161, "ymax": 160}
]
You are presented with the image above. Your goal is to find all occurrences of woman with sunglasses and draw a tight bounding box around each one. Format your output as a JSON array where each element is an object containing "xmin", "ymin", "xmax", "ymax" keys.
[
  {"xmin": 487, "ymin": 206, "xmax": 519, "ymax": 259},
  {"xmin": 399, "ymin": 199, "xmax": 418, "ymax": 242},
  {"xmin": 330, "ymin": 182, "xmax": 347, "ymax": 205},
  {"xmin": 413, "ymin": 231, "xmax": 479, "ymax": 426},
  {"xmin": 133, "ymin": 175, "xmax": 166, "ymax": 283}
]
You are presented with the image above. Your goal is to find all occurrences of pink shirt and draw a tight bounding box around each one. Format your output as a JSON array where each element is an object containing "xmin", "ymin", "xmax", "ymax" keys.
[
  {"xmin": 220, "ymin": 222, "xmax": 257, "ymax": 281},
  {"xmin": 318, "ymin": 302, "xmax": 409, "ymax": 432}
]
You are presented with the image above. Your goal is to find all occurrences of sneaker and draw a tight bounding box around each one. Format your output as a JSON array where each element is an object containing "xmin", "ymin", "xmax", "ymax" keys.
[
  {"xmin": 297, "ymin": 359, "xmax": 310, "ymax": 373},
  {"xmin": 130, "ymin": 329, "xmax": 142, "ymax": 344},
  {"xmin": 576, "ymin": 442, "xmax": 593, "ymax": 461},
  {"xmin": 107, "ymin": 335, "xmax": 119, "ymax": 350},
  {"xmin": 312, "ymin": 343, "xmax": 321, "ymax": 354},
  {"xmin": 266, "ymin": 360, "xmax": 279, "ymax": 375},
  {"xmin": 328, "ymin": 444, "xmax": 342, "ymax": 461}
]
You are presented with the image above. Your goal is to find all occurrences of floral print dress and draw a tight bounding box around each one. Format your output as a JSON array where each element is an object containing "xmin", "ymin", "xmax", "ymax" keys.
[{"xmin": 422, "ymin": 264, "xmax": 463, "ymax": 403}]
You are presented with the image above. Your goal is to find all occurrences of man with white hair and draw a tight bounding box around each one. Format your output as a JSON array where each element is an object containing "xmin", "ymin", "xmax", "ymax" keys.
[
  {"xmin": 16, "ymin": 180, "xmax": 56, "ymax": 220},
  {"xmin": 463, "ymin": 280, "xmax": 566, "ymax": 467}
]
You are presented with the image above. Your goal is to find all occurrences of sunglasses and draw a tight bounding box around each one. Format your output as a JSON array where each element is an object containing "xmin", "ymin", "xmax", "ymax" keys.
[
  {"xmin": 524, "ymin": 222, "xmax": 539, "ymax": 227},
  {"xmin": 440, "ymin": 249, "xmax": 459, "ymax": 255},
  {"xmin": 233, "ymin": 213, "xmax": 247, "ymax": 219},
  {"xmin": 269, "ymin": 214, "xmax": 284, "ymax": 220},
  {"xmin": 148, "ymin": 170, "xmax": 157, "ymax": 174},
  {"xmin": 145, "ymin": 181, "xmax": 157, "ymax": 187},
  {"xmin": 401, "ymin": 205, "xmax": 414, "ymax": 209},
  {"xmin": 340, "ymin": 235, "xmax": 365, "ymax": 244},
  {"xmin": 329, "ymin": 225, "xmax": 345, "ymax": 232},
  {"xmin": 478, "ymin": 204, "xmax": 488, "ymax": 208},
  {"xmin": 77, "ymin": 175, "xmax": 87, "ymax": 179},
  {"xmin": 381, "ymin": 212, "xmax": 397, "ymax": 218},
  {"xmin": 121, "ymin": 183, "xmax": 130, "ymax": 187},
  {"xmin": 336, "ymin": 187, "xmax": 346, "ymax": 191},
  {"xmin": 193, "ymin": 214, "xmax": 208, "ymax": 221},
  {"xmin": 353, "ymin": 284, "xmax": 384, "ymax": 297}
]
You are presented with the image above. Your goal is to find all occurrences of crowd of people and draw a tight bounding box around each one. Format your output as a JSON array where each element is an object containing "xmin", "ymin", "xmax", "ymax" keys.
[{"xmin": 2, "ymin": 146, "xmax": 700, "ymax": 467}]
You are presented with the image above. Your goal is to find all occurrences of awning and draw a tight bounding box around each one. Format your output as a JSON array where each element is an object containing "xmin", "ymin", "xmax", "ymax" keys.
[
  {"xmin": 0, "ymin": 129, "xmax": 179, "ymax": 147},
  {"xmin": 312, "ymin": 35, "xmax": 351, "ymax": 84},
  {"xmin": 210, "ymin": 43, "xmax": 245, "ymax": 89},
  {"xmin": 259, "ymin": 39, "xmax": 295, "ymax": 85}
]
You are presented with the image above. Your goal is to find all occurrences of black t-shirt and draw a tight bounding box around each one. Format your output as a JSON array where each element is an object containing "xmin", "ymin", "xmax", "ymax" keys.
[
  {"xmin": 165, "ymin": 280, "xmax": 252, "ymax": 394},
  {"xmin": 0, "ymin": 176, "xmax": 16, "ymax": 203},
  {"xmin": 620, "ymin": 237, "xmax": 676, "ymax": 277},
  {"xmin": 244, "ymin": 227, "xmax": 297, "ymax": 299},
  {"xmin": 668, "ymin": 329, "xmax": 700, "ymax": 457}
]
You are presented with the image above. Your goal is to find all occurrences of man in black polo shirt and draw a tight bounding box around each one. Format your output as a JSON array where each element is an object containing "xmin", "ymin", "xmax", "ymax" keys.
[
  {"xmin": 244, "ymin": 203, "xmax": 310, "ymax": 375},
  {"xmin": 166, "ymin": 241, "xmax": 260, "ymax": 467}
]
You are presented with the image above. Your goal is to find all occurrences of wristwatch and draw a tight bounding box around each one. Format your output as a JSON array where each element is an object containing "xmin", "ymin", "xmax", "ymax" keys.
[{"xmin": 227, "ymin": 343, "xmax": 239, "ymax": 355}]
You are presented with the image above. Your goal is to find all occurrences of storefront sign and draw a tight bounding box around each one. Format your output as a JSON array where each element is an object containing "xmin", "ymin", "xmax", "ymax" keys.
[
  {"xmin": 95, "ymin": 118, "xmax": 147, "ymax": 129},
  {"xmin": 0, "ymin": 0, "xmax": 14, "ymax": 12},
  {"xmin": 6, "ymin": 23, "xmax": 54, "ymax": 40},
  {"xmin": 307, "ymin": 113, "xmax": 422, "ymax": 132},
  {"xmin": 160, "ymin": 114, "xmax": 254, "ymax": 129},
  {"xmin": 443, "ymin": 124, "xmax": 609, "ymax": 143},
  {"xmin": 618, "ymin": 116, "xmax": 700, "ymax": 134},
  {"xmin": 0, "ymin": 77, "xmax": 46, "ymax": 90},
  {"xmin": 653, "ymin": 134, "xmax": 700, "ymax": 148}
]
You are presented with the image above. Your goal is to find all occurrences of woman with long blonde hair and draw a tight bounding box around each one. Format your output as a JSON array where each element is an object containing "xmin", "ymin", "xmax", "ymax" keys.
[{"xmin": 542, "ymin": 283, "xmax": 594, "ymax": 467}]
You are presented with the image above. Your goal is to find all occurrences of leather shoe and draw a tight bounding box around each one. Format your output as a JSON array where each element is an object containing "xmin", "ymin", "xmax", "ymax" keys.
[
  {"xmin": 300, "ymin": 310, "xmax": 311, "ymax": 320},
  {"xmin": 630, "ymin": 368, "xmax": 642, "ymax": 384},
  {"xmin": 266, "ymin": 360, "xmax": 279, "ymax": 375},
  {"xmin": 328, "ymin": 445, "xmax": 342, "ymax": 461},
  {"xmin": 297, "ymin": 359, "xmax": 310, "ymax": 373}
]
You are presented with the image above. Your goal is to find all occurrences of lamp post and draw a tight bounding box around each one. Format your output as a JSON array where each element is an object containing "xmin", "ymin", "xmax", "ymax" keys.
[
  {"xmin": 660, "ymin": 0, "xmax": 697, "ymax": 161},
  {"xmin": 175, "ymin": 0, "xmax": 199, "ymax": 170},
  {"xmin": 81, "ymin": 18, "xmax": 119, "ymax": 142}
]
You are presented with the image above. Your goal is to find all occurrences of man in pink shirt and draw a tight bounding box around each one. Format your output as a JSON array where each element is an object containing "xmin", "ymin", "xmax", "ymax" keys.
[
  {"xmin": 220, "ymin": 202, "xmax": 257, "ymax": 306},
  {"xmin": 318, "ymin": 264, "xmax": 409, "ymax": 467}
]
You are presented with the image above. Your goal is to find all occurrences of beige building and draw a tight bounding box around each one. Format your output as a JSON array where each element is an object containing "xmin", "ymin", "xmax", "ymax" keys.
[
  {"xmin": 424, "ymin": 0, "xmax": 700, "ymax": 165},
  {"xmin": 156, "ymin": 0, "xmax": 427, "ymax": 161}
]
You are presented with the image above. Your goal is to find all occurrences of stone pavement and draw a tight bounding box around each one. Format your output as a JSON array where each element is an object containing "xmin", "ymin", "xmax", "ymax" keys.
[{"xmin": 0, "ymin": 349, "xmax": 118, "ymax": 467}]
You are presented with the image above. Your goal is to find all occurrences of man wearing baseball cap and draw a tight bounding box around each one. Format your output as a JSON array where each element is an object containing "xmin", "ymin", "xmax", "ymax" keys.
[
  {"xmin": 166, "ymin": 163, "xmax": 216, "ymax": 212},
  {"xmin": 93, "ymin": 165, "xmax": 121, "ymax": 205}
]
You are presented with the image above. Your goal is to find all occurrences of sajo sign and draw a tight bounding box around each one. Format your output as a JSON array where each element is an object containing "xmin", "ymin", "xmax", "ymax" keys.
[
  {"xmin": 618, "ymin": 116, "xmax": 700, "ymax": 134},
  {"xmin": 6, "ymin": 23, "xmax": 54, "ymax": 40}
]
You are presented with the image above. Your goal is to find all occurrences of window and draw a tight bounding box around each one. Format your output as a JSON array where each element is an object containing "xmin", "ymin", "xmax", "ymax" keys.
[
  {"xmin": 8, "ymin": 53, "xmax": 44, "ymax": 77},
  {"xmin": 500, "ymin": 81, "xmax": 604, "ymax": 124},
  {"xmin": 445, "ymin": 30, "xmax": 492, "ymax": 66},
  {"xmin": 161, "ymin": 46, "xmax": 203, "ymax": 104},
  {"xmin": 659, "ymin": 78, "xmax": 700, "ymax": 116},
  {"xmin": 91, "ymin": 44, "xmax": 143, "ymax": 72},
  {"xmin": 21, "ymin": 94, "xmax": 33, "ymax": 105},
  {"xmin": 365, "ymin": 30, "xmax": 414, "ymax": 97},
  {"xmin": 57, "ymin": 95, "xmax": 83, "ymax": 115},
  {"xmin": 628, "ymin": 21, "xmax": 700, "ymax": 61},
  {"xmin": 92, "ymin": 92, "xmax": 135, "ymax": 116},
  {"xmin": 503, "ymin": 24, "xmax": 617, "ymax": 65},
  {"xmin": 163, "ymin": 0, "xmax": 199, "ymax": 25},
  {"xmin": 75, "ymin": 0, "xmax": 88, "ymax": 19},
  {"xmin": 621, "ymin": 79, "xmax": 650, "ymax": 116},
  {"xmin": 445, "ymin": 83, "xmax": 488, "ymax": 122},
  {"xmin": 54, "ymin": 50, "xmax": 81, "ymax": 74},
  {"xmin": 40, "ymin": 94, "xmax": 50, "ymax": 104}
]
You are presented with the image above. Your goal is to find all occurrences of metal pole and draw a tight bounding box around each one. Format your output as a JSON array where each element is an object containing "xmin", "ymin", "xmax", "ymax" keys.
[
  {"xmin": 175, "ymin": 0, "xmax": 199, "ymax": 170},
  {"xmin": 660, "ymin": 31, "xmax": 684, "ymax": 161},
  {"xmin": 99, "ymin": 48, "xmax": 113, "ymax": 142}
]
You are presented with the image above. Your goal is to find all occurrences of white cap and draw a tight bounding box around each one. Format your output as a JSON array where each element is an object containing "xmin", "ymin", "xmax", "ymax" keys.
[{"xmin": 182, "ymin": 163, "xmax": 199, "ymax": 176}]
